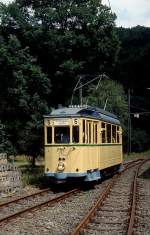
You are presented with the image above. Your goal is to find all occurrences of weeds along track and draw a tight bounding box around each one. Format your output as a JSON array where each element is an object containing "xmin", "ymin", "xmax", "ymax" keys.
[{"xmin": 0, "ymin": 188, "xmax": 79, "ymax": 224}]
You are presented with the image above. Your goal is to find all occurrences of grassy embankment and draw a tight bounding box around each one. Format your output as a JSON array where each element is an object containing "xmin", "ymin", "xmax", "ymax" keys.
[
  {"xmin": 124, "ymin": 150, "xmax": 150, "ymax": 161},
  {"xmin": 15, "ymin": 150, "xmax": 150, "ymax": 187},
  {"xmin": 124, "ymin": 150, "xmax": 150, "ymax": 179},
  {"xmin": 14, "ymin": 156, "xmax": 45, "ymax": 187}
]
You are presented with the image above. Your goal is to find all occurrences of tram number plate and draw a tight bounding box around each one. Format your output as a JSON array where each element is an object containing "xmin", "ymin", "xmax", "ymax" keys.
[
  {"xmin": 46, "ymin": 119, "xmax": 52, "ymax": 126},
  {"xmin": 73, "ymin": 119, "xmax": 79, "ymax": 125}
]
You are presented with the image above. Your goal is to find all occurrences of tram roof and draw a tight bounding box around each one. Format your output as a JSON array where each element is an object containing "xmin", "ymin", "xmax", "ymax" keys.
[{"xmin": 44, "ymin": 106, "xmax": 120, "ymax": 125}]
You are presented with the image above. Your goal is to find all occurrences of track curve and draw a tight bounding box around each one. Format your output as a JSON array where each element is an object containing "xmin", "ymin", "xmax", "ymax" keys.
[{"xmin": 70, "ymin": 159, "xmax": 150, "ymax": 235}]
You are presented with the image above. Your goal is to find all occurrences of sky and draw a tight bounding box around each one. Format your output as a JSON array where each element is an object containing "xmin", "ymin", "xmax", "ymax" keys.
[
  {"xmin": 103, "ymin": 0, "xmax": 150, "ymax": 28},
  {"xmin": 1, "ymin": 0, "xmax": 150, "ymax": 28}
]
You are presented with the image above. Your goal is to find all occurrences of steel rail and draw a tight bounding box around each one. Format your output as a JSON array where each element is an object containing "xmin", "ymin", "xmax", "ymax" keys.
[
  {"xmin": 70, "ymin": 159, "xmax": 149, "ymax": 235},
  {"xmin": 0, "ymin": 188, "xmax": 50, "ymax": 208},
  {"xmin": 0, "ymin": 188, "xmax": 79, "ymax": 224},
  {"xmin": 123, "ymin": 158, "xmax": 143, "ymax": 168},
  {"xmin": 70, "ymin": 174, "xmax": 119, "ymax": 235},
  {"xmin": 0, "ymin": 158, "xmax": 147, "ymax": 229},
  {"xmin": 127, "ymin": 158, "xmax": 150, "ymax": 235}
]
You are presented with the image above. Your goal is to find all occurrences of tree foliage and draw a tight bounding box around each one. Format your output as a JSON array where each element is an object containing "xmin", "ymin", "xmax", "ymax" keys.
[
  {"xmin": 84, "ymin": 79, "xmax": 128, "ymax": 126},
  {"xmin": 116, "ymin": 26, "xmax": 150, "ymax": 89},
  {"xmin": 0, "ymin": 33, "xmax": 51, "ymax": 163},
  {"xmin": 115, "ymin": 26, "xmax": 150, "ymax": 152},
  {"xmin": 0, "ymin": 120, "xmax": 14, "ymax": 153},
  {"xmin": 131, "ymin": 128, "xmax": 150, "ymax": 152},
  {"xmin": 1, "ymin": 0, "xmax": 120, "ymax": 105}
]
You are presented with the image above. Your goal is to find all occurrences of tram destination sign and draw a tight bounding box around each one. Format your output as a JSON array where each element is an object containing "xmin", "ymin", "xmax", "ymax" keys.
[{"xmin": 54, "ymin": 119, "xmax": 69, "ymax": 126}]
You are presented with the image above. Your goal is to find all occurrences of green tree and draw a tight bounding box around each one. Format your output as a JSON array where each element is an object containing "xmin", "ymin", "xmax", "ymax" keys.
[
  {"xmin": 115, "ymin": 26, "xmax": 150, "ymax": 152},
  {"xmin": 0, "ymin": 120, "xmax": 14, "ymax": 154},
  {"xmin": 1, "ymin": 0, "xmax": 120, "ymax": 105},
  {"xmin": 0, "ymin": 34, "xmax": 51, "ymax": 165},
  {"xmin": 84, "ymin": 79, "xmax": 128, "ymax": 126},
  {"xmin": 131, "ymin": 128, "xmax": 150, "ymax": 152},
  {"xmin": 116, "ymin": 26, "xmax": 150, "ymax": 89}
]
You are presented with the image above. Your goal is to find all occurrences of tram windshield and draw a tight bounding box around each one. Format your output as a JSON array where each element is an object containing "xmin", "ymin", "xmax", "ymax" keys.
[{"xmin": 54, "ymin": 126, "xmax": 70, "ymax": 143}]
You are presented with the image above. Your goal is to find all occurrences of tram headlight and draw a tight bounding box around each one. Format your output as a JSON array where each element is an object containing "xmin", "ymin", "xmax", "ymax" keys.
[{"xmin": 57, "ymin": 161, "xmax": 65, "ymax": 171}]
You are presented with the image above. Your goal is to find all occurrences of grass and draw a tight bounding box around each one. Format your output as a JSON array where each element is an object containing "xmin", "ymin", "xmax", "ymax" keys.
[
  {"xmin": 124, "ymin": 150, "xmax": 150, "ymax": 179},
  {"xmin": 13, "ymin": 155, "xmax": 47, "ymax": 188},
  {"xmin": 123, "ymin": 150, "xmax": 150, "ymax": 161},
  {"xmin": 21, "ymin": 165, "xmax": 48, "ymax": 188}
]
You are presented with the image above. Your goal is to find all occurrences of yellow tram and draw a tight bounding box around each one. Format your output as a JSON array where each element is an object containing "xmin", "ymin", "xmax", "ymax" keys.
[{"xmin": 44, "ymin": 106, "xmax": 123, "ymax": 182}]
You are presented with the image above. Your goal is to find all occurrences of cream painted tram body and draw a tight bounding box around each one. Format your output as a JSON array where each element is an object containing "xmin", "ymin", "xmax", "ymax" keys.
[{"xmin": 44, "ymin": 106, "xmax": 123, "ymax": 182}]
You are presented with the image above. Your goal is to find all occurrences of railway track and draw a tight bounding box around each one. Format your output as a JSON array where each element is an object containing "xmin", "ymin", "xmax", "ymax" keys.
[
  {"xmin": 70, "ymin": 158, "xmax": 150, "ymax": 235},
  {"xmin": 0, "ymin": 158, "xmax": 149, "ymax": 235},
  {"xmin": 0, "ymin": 187, "xmax": 79, "ymax": 224},
  {"xmin": 123, "ymin": 158, "xmax": 143, "ymax": 167}
]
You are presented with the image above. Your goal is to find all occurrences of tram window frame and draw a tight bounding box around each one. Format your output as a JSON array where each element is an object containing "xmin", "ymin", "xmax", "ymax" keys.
[
  {"xmin": 93, "ymin": 123, "xmax": 98, "ymax": 144},
  {"xmin": 107, "ymin": 124, "xmax": 111, "ymax": 143},
  {"xmin": 89, "ymin": 122, "xmax": 92, "ymax": 144},
  {"xmin": 85, "ymin": 121, "xmax": 92, "ymax": 144},
  {"xmin": 101, "ymin": 122, "xmax": 106, "ymax": 143},
  {"xmin": 72, "ymin": 126, "xmax": 79, "ymax": 143},
  {"xmin": 54, "ymin": 126, "xmax": 70, "ymax": 144},
  {"xmin": 117, "ymin": 126, "xmax": 120, "ymax": 143},
  {"xmin": 86, "ymin": 121, "xmax": 88, "ymax": 144},
  {"xmin": 82, "ymin": 120, "xmax": 86, "ymax": 143},
  {"xmin": 92, "ymin": 122, "xmax": 95, "ymax": 144},
  {"xmin": 95, "ymin": 124, "xmax": 98, "ymax": 143},
  {"xmin": 47, "ymin": 127, "xmax": 52, "ymax": 144},
  {"xmin": 112, "ymin": 125, "xmax": 117, "ymax": 143}
]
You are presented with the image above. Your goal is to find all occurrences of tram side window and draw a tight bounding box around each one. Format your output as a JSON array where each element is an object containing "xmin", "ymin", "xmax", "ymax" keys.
[
  {"xmin": 89, "ymin": 123, "xmax": 91, "ymax": 143},
  {"xmin": 47, "ymin": 127, "xmax": 52, "ymax": 144},
  {"xmin": 112, "ymin": 125, "xmax": 116, "ymax": 143},
  {"xmin": 93, "ymin": 123, "xmax": 98, "ymax": 144},
  {"xmin": 86, "ymin": 121, "xmax": 92, "ymax": 144},
  {"xmin": 83, "ymin": 120, "xmax": 86, "ymax": 143},
  {"xmin": 101, "ymin": 122, "xmax": 106, "ymax": 143},
  {"xmin": 95, "ymin": 125, "xmax": 98, "ymax": 143},
  {"xmin": 72, "ymin": 126, "xmax": 79, "ymax": 143},
  {"xmin": 107, "ymin": 124, "xmax": 111, "ymax": 143},
  {"xmin": 54, "ymin": 127, "xmax": 70, "ymax": 143},
  {"xmin": 117, "ymin": 126, "xmax": 120, "ymax": 143}
]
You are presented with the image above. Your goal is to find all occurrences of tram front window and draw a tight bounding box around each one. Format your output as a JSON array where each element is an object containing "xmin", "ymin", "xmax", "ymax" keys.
[
  {"xmin": 54, "ymin": 127, "xmax": 70, "ymax": 143},
  {"xmin": 47, "ymin": 127, "xmax": 52, "ymax": 144},
  {"xmin": 72, "ymin": 126, "xmax": 79, "ymax": 143}
]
